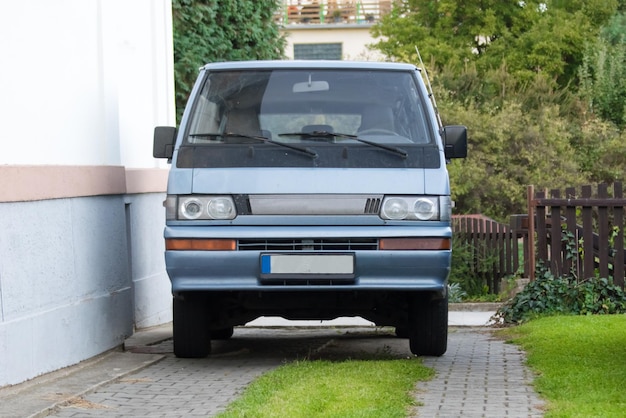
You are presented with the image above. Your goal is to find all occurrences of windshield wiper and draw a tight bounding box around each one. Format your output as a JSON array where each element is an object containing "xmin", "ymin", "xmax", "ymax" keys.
[
  {"xmin": 188, "ymin": 132, "xmax": 318, "ymax": 158},
  {"xmin": 278, "ymin": 131, "xmax": 408, "ymax": 159}
]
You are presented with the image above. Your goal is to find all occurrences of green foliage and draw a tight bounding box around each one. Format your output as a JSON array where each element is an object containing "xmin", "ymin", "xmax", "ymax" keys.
[
  {"xmin": 578, "ymin": 13, "xmax": 626, "ymax": 128},
  {"xmin": 494, "ymin": 266, "xmax": 626, "ymax": 324},
  {"xmin": 372, "ymin": 0, "xmax": 619, "ymax": 90},
  {"xmin": 447, "ymin": 282, "xmax": 467, "ymax": 303},
  {"xmin": 568, "ymin": 118, "xmax": 626, "ymax": 183},
  {"xmin": 172, "ymin": 0, "xmax": 286, "ymax": 120},
  {"xmin": 444, "ymin": 99, "xmax": 585, "ymax": 219},
  {"xmin": 450, "ymin": 233, "xmax": 499, "ymax": 297}
]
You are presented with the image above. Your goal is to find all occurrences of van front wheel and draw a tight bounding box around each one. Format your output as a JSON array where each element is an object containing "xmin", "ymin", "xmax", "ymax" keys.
[
  {"xmin": 211, "ymin": 326, "xmax": 234, "ymax": 340},
  {"xmin": 173, "ymin": 295, "xmax": 211, "ymax": 358},
  {"xmin": 408, "ymin": 293, "xmax": 448, "ymax": 357}
]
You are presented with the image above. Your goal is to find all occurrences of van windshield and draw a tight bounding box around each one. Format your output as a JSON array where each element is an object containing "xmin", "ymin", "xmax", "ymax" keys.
[{"xmin": 178, "ymin": 69, "xmax": 440, "ymax": 169}]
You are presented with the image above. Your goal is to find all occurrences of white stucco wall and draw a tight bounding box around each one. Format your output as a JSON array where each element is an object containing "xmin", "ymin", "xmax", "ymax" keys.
[
  {"xmin": 0, "ymin": 0, "xmax": 174, "ymax": 386},
  {"xmin": 0, "ymin": 0, "xmax": 174, "ymax": 167}
]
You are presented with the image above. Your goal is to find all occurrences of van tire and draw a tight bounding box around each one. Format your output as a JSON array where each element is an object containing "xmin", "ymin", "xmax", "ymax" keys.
[
  {"xmin": 211, "ymin": 326, "xmax": 234, "ymax": 340},
  {"xmin": 395, "ymin": 327, "xmax": 409, "ymax": 338},
  {"xmin": 408, "ymin": 293, "xmax": 448, "ymax": 356},
  {"xmin": 173, "ymin": 295, "xmax": 211, "ymax": 358}
]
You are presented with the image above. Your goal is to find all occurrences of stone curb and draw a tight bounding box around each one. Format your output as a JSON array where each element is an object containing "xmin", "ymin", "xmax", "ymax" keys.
[
  {"xmin": 450, "ymin": 302, "xmax": 502, "ymax": 312},
  {"xmin": 0, "ymin": 351, "xmax": 164, "ymax": 418}
]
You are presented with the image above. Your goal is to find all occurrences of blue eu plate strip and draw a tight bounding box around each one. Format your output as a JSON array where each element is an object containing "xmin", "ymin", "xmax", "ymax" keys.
[{"xmin": 261, "ymin": 254, "xmax": 271, "ymax": 274}]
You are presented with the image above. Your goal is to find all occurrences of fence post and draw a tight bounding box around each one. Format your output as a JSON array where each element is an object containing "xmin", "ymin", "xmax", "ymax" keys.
[
  {"xmin": 527, "ymin": 185, "xmax": 535, "ymax": 281},
  {"xmin": 536, "ymin": 189, "xmax": 548, "ymax": 274},
  {"xmin": 564, "ymin": 187, "xmax": 579, "ymax": 279},
  {"xmin": 597, "ymin": 184, "xmax": 610, "ymax": 279},
  {"xmin": 550, "ymin": 188, "xmax": 562, "ymax": 277},
  {"xmin": 581, "ymin": 185, "xmax": 595, "ymax": 279},
  {"xmin": 614, "ymin": 182, "xmax": 625, "ymax": 288}
]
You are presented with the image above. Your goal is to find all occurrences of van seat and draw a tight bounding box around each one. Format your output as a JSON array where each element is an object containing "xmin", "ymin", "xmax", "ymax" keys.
[{"xmin": 358, "ymin": 105, "xmax": 395, "ymax": 133}]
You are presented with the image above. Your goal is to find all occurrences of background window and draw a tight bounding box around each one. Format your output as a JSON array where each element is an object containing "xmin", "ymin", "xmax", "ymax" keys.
[{"xmin": 294, "ymin": 43, "xmax": 342, "ymax": 60}]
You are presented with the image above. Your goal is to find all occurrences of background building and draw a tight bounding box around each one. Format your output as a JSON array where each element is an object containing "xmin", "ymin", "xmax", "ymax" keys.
[{"xmin": 277, "ymin": 0, "xmax": 390, "ymax": 60}]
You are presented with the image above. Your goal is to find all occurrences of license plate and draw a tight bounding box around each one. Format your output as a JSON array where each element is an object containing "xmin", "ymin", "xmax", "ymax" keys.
[{"xmin": 260, "ymin": 253, "xmax": 354, "ymax": 276}]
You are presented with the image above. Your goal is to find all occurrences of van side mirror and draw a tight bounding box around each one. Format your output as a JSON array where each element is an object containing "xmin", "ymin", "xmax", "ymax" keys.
[
  {"xmin": 443, "ymin": 125, "xmax": 467, "ymax": 159},
  {"xmin": 153, "ymin": 126, "xmax": 177, "ymax": 159}
]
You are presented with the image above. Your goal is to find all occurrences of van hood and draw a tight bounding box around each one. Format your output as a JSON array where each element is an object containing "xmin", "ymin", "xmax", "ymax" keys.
[{"xmin": 183, "ymin": 167, "xmax": 450, "ymax": 195}]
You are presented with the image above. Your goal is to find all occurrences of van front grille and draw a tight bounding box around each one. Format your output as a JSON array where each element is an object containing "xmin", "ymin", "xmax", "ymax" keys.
[
  {"xmin": 237, "ymin": 238, "xmax": 378, "ymax": 251},
  {"xmin": 364, "ymin": 198, "xmax": 381, "ymax": 214}
]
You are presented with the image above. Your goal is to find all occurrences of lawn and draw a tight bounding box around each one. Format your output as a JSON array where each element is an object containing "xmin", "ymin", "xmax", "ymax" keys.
[
  {"xmin": 499, "ymin": 314, "xmax": 626, "ymax": 418},
  {"xmin": 215, "ymin": 357, "xmax": 433, "ymax": 418}
]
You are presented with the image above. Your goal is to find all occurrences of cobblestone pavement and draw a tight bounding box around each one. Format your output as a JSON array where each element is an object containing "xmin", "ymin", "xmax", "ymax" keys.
[
  {"xmin": 4, "ymin": 324, "xmax": 545, "ymax": 417},
  {"xmin": 47, "ymin": 355, "xmax": 278, "ymax": 417},
  {"xmin": 46, "ymin": 328, "xmax": 342, "ymax": 417},
  {"xmin": 414, "ymin": 328, "xmax": 545, "ymax": 417}
]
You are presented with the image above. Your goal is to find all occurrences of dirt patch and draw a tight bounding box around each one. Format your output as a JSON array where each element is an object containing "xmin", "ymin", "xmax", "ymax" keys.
[{"xmin": 64, "ymin": 397, "xmax": 110, "ymax": 410}]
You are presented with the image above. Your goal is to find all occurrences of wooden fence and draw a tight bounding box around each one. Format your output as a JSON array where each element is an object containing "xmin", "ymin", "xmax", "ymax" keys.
[
  {"xmin": 452, "ymin": 215, "xmax": 528, "ymax": 293},
  {"xmin": 453, "ymin": 182, "xmax": 626, "ymax": 292},
  {"xmin": 530, "ymin": 182, "xmax": 625, "ymax": 288}
]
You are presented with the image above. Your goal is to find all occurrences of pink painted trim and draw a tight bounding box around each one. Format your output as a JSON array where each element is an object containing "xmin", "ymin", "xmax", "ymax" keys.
[
  {"xmin": 125, "ymin": 168, "xmax": 169, "ymax": 194},
  {"xmin": 0, "ymin": 166, "xmax": 168, "ymax": 202}
]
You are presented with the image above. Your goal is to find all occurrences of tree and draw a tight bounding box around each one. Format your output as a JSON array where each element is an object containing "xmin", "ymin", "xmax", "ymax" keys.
[
  {"xmin": 372, "ymin": 0, "xmax": 619, "ymax": 91},
  {"xmin": 443, "ymin": 100, "xmax": 585, "ymax": 220},
  {"xmin": 578, "ymin": 13, "xmax": 626, "ymax": 128},
  {"xmin": 172, "ymin": 0, "xmax": 286, "ymax": 119}
]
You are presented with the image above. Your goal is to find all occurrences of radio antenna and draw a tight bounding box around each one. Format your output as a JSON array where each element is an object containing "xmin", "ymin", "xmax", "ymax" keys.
[{"xmin": 416, "ymin": 46, "xmax": 442, "ymax": 127}]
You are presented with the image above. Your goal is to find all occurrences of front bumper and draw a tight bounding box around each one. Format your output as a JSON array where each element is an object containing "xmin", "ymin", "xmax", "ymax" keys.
[{"xmin": 164, "ymin": 225, "xmax": 452, "ymax": 294}]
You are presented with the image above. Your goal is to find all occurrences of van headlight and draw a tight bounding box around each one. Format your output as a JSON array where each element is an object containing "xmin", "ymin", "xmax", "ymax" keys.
[
  {"xmin": 380, "ymin": 197, "xmax": 409, "ymax": 219},
  {"xmin": 207, "ymin": 197, "xmax": 236, "ymax": 219},
  {"xmin": 380, "ymin": 196, "xmax": 449, "ymax": 221},
  {"xmin": 166, "ymin": 195, "xmax": 236, "ymax": 220},
  {"xmin": 414, "ymin": 198, "xmax": 437, "ymax": 220},
  {"xmin": 181, "ymin": 198, "xmax": 204, "ymax": 219}
]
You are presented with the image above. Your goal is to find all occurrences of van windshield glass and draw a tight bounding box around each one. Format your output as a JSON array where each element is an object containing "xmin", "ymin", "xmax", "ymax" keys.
[{"xmin": 179, "ymin": 69, "xmax": 439, "ymax": 169}]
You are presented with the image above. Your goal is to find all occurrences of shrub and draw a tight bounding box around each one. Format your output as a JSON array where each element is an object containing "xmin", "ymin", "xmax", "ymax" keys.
[
  {"xmin": 448, "ymin": 282, "xmax": 467, "ymax": 303},
  {"xmin": 493, "ymin": 265, "xmax": 626, "ymax": 324},
  {"xmin": 450, "ymin": 232, "xmax": 499, "ymax": 298}
]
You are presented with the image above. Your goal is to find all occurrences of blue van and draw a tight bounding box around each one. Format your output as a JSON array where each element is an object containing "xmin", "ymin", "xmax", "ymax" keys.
[{"xmin": 154, "ymin": 60, "xmax": 467, "ymax": 358}]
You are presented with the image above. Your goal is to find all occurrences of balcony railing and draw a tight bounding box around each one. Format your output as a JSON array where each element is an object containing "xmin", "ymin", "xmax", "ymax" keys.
[{"xmin": 276, "ymin": 0, "xmax": 396, "ymax": 25}]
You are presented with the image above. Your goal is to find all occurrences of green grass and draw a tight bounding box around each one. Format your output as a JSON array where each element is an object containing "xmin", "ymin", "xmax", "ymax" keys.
[
  {"xmin": 216, "ymin": 358, "xmax": 433, "ymax": 418},
  {"xmin": 499, "ymin": 314, "xmax": 626, "ymax": 417}
]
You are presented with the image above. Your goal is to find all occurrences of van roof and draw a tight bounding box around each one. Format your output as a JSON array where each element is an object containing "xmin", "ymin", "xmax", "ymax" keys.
[{"xmin": 201, "ymin": 60, "xmax": 420, "ymax": 72}]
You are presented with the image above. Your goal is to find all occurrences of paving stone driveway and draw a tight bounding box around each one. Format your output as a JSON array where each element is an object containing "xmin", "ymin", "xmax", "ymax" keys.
[
  {"xmin": 36, "ymin": 326, "xmax": 544, "ymax": 417},
  {"xmin": 415, "ymin": 327, "xmax": 545, "ymax": 417}
]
